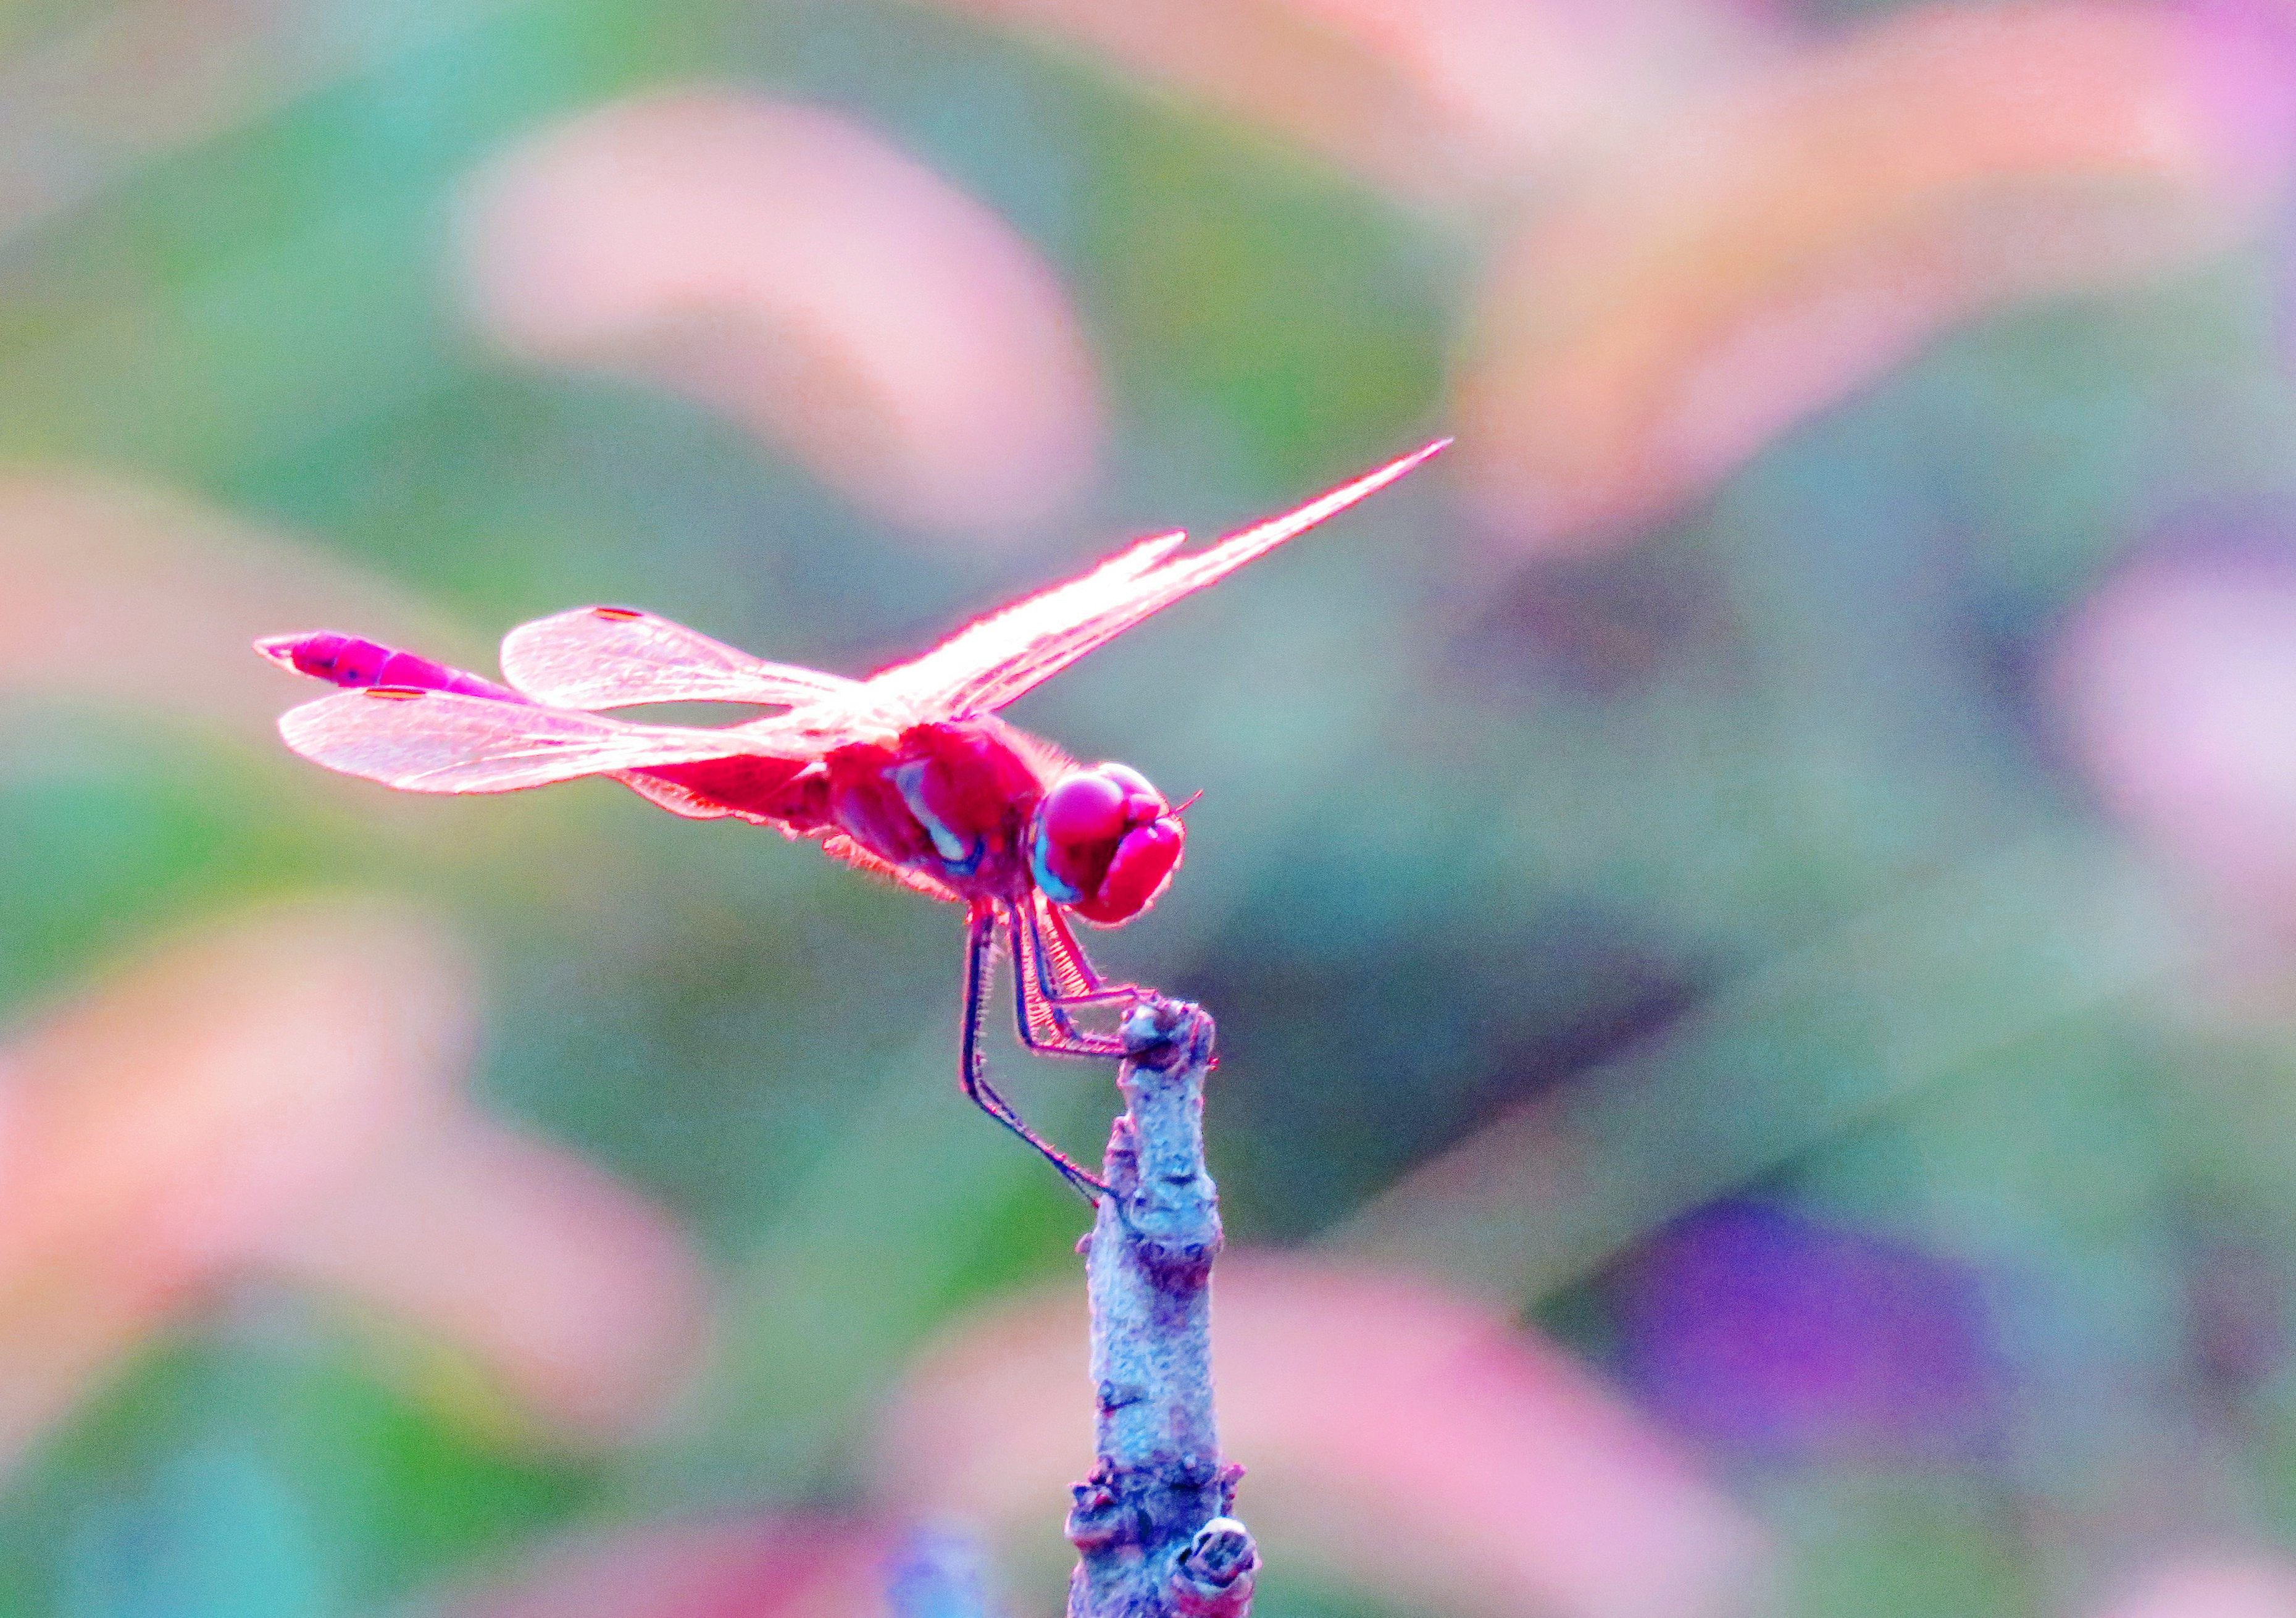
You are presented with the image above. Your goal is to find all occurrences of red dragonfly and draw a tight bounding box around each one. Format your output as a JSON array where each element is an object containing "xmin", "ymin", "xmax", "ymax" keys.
[{"xmin": 257, "ymin": 440, "xmax": 1446, "ymax": 1196}]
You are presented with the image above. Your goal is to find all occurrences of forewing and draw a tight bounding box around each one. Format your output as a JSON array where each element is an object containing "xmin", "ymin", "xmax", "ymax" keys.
[
  {"xmin": 278, "ymin": 686, "xmax": 795, "ymax": 794},
  {"xmin": 500, "ymin": 606, "xmax": 859, "ymax": 710},
  {"xmin": 862, "ymin": 440, "xmax": 1448, "ymax": 722},
  {"xmin": 827, "ymin": 530, "xmax": 1183, "ymax": 729}
]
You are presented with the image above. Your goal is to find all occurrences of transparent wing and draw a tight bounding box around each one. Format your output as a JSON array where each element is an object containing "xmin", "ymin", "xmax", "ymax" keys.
[
  {"xmin": 499, "ymin": 606, "xmax": 860, "ymax": 710},
  {"xmin": 278, "ymin": 685, "xmax": 799, "ymax": 794},
  {"xmin": 843, "ymin": 530, "xmax": 1182, "ymax": 725},
  {"xmin": 859, "ymin": 439, "xmax": 1448, "ymax": 725}
]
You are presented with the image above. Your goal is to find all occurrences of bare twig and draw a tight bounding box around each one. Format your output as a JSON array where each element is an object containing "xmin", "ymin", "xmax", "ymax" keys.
[{"xmin": 1066, "ymin": 997, "xmax": 1257, "ymax": 1618}]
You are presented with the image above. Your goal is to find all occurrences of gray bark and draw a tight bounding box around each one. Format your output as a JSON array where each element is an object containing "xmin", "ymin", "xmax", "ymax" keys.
[{"xmin": 1065, "ymin": 998, "xmax": 1257, "ymax": 1618}]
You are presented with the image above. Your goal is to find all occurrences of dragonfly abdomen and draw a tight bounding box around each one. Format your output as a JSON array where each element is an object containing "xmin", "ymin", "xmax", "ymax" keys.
[
  {"xmin": 255, "ymin": 632, "xmax": 520, "ymax": 701},
  {"xmin": 630, "ymin": 757, "xmax": 828, "ymax": 828}
]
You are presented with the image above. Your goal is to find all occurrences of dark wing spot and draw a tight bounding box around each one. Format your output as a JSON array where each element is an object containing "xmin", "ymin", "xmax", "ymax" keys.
[
  {"xmin": 365, "ymin": 685, "xmax": 428, "ymax": 701},
  {"xmin": 591, "ymin": 606, "xmax": 645, "ymax": 621}
]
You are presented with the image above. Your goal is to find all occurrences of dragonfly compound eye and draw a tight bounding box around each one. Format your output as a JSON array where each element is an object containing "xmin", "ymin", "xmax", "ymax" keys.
[
  {"xmin": 1031, "ymin": 766, "xmax": 1184, "ymax": 924},
  {"xmin": 1077, "ymin": 813, "xmax": 1183, "ymax": 924},
  {"xmin": 1042, "ymin": 771, "xmax": 1128, "ymax": 847}
]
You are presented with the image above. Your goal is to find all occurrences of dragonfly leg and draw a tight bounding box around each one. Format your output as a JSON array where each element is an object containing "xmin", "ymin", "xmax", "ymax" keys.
[
  {"xmin": 1034, "ymin": 902, "xmax": 1147, "ymax": 1007},
  {"xmin": 1011, "ymin": 900, "xmax": 1129, "ymax": 1059},
  {"xmin": 961, "ymin": 905, "xmax": 1107, "ymax": 1202}
]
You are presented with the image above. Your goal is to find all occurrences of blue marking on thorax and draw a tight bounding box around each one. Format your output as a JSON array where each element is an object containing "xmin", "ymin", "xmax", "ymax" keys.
[{"xmin": 891, "ymin": 761, "xmax": 983, "ymax": 875}]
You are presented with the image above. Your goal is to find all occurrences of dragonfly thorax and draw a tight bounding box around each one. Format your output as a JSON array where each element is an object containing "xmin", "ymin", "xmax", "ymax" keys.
[{"xmin": 822, "ymin": 721, "xmax": 1045, "ymax": 896}]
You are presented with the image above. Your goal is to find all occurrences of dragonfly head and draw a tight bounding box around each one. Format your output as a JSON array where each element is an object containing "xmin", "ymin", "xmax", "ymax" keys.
[{"xmin": 1029, "ymin": 763, "xmax": 1185, "ymax": 926}]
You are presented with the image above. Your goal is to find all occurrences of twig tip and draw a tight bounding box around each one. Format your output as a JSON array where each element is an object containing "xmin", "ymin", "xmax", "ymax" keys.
[{"xmin": 1119, "ymin": 996, "xmax": 1214, "ymax": 1067}]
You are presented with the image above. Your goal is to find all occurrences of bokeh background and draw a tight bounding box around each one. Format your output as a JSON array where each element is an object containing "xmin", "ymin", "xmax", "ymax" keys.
[{"xmin": 9, "ymin": 0, "xmax": 2296, "ymax": 1614}]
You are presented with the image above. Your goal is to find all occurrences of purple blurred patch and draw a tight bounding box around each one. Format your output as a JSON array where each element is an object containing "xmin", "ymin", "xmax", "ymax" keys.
[{"xmin": 1615, "ymin": 1201, "xmax": 2000, "ymax": 1462}]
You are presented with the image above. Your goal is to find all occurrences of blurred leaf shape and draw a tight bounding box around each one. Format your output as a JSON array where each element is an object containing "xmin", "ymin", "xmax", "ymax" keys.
[
  {"xmin": 0, "ymin": 472, "xmax": 469, "ymax": 740},
  {"xmin": 1456, "ymin": 1, "xmax": 2296, "ymax": 552},
  {"xmin": 2049, "ymin": 547, "xmax": 2296, "ymax": 952},
  {"xmin": 427, "ymin": 1516, "xmax": 888, "ymax": 1618},
  {"xmin": 0, "ymin": 900, "xmax": 710, "ymax": 1469},
  {"xmin": 879, "ymin": 1255, "xmax": 1771, "ymax": 1618},
  {"xmin": 253, "ymin": 1113, "xmax": 710, "ymax": 1444},
  {"xmin": 924, "ymin": 0, "xmax": 1769, "ymax": 204},
  {"xmin": 2094, "ymin": 1552, "xmax": 2296, "ymax": 1618},
  {"xmin": 0, "ymin": 0, "xmax": 524, "ymax": 251},
  {"xmin": 1614, "ymin": 1200, "xmax": 1999, "ymax": 1461},
  {"xmin": 457, "ymin": 93, "xmax": 1102, "ymax": 540}
]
